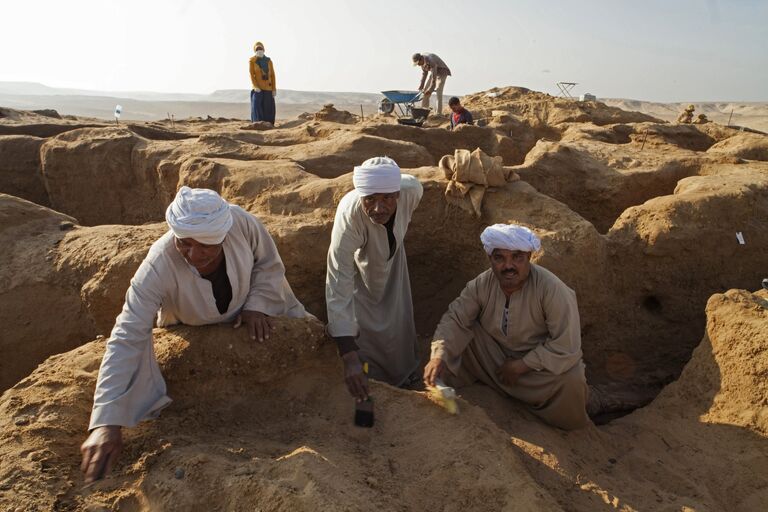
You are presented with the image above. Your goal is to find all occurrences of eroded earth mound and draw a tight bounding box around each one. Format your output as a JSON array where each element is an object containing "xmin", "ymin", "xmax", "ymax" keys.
[{"xmin": 0, "ymin": 86, "xmax": 766, "ymax": 511}]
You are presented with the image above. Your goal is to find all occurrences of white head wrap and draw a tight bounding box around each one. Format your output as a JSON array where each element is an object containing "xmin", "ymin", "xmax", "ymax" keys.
[
  {"xmin": 480, "ymin": 224, "xmax": 541, "ymax": 254},
  {"xmin": 352, "ymin": 156, "xmax": 402, "ymax": 197},
  {"xmin": 165, "ymin": 186, "xmax": 233, "ymax": 245}
]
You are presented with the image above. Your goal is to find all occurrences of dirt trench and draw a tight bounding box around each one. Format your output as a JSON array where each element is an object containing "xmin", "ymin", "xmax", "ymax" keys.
[{"xmin": 2, "ymin": 111, "xmax": 767, "ymax": 409}]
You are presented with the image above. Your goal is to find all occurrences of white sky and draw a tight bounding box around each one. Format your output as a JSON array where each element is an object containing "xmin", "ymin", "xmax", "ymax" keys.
[{"xmin": 1, "ymin": 0, "xmax": 766, "ymax": 101}]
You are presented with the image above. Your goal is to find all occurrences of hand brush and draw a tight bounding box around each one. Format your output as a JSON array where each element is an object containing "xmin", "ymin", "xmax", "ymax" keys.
[
  {"xmin": 427, "ymin": 378, "xmax": 459, "ymax": 415},
  {"xmin": 354, "ymin": 362, "xmax": 374, "ymax": 428}
]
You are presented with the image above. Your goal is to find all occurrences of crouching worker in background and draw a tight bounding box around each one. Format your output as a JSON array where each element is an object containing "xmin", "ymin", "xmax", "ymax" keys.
[
  {"xmin": 80, "ymin": 187, "xmax": 308, "ymax": 483},
  {"xmin": 448, "ymin": 96, "xmax": 473, "ymax": 129},
  {"xmin": 423, "ymin": 223, "xmax": 590, "ymax": 430}
]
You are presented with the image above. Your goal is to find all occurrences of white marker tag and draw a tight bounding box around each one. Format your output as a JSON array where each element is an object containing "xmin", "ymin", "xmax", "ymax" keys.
[{"xmin": 736, "ymin": 232, "xmax": 745, "ymax": 245}]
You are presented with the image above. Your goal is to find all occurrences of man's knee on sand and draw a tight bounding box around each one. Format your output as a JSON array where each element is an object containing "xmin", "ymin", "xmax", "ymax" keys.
[
  {"xmin": 445, "ymin": 360, "xmax": 589, "ymax": 430},
  {"xmin": 539, "ymin": 364, "xmax": 589, "ymax": 430}
]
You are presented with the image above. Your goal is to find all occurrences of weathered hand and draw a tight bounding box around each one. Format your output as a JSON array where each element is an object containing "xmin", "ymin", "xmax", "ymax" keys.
[
  {"xmin": 342, "ymin": 351, "xmax": 368, "ymax": 402},
  {"xmin": 253, "ymin": 87, "xmax": 261, "ymax": 93},
  {"xmin": 495, "ymin": 358, "xmax": 531, "ymax": 386},
  {"xmin": 423, "ymin": 357, "xmax": 445, "ymax": 387},
  {"xmin": 234, "ymin": 309, "xmax": 274, "ymax": 342},
  {"xmin": 272, "ymin": 90, "xmax": 277, "ymax": 98},
  {"xmin": 80, "ymin": 425, "xmax": 122, "ymax": 484}
]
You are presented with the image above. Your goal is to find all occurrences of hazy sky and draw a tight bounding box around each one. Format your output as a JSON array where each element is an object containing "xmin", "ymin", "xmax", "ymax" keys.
[{"xmin": 1, "ymin": 0, "xmax": 766, "ymax": 101}]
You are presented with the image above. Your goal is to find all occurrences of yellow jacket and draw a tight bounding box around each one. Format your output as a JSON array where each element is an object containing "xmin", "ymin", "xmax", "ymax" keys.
[{"xmin": 249, "ymin": 56, "xmax": 276, "ymax": 91}]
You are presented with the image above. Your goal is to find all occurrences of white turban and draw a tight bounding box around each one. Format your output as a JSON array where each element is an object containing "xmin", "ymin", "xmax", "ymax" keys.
[
  {"xmin": 165, "ymin": 186, "xmax": 233, "ymax": 245},
  {"xmin": 480, "ymin": 224, "xmax": 541, "ymax": 254},
  {"xmin": 353, "ymin": 156, "xmax": 402, "ymax": 197}
]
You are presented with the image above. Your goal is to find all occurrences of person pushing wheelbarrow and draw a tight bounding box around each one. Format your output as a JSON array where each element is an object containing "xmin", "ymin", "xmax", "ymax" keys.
[{"xmin": 412, "ymin": 52, "xmax": 451, "ymax": 115}]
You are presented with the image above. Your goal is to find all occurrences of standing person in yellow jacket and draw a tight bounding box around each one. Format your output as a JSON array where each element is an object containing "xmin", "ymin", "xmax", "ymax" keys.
[{"xmin": 249, "ymin": 41, "xmax": 277, "ymax": 124}]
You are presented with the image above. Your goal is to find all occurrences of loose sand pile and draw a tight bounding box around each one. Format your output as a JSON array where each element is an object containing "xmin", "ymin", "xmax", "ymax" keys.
[
  {"xmin": 0, "ymin": 291, "xmax": 764, "ymax": 511},
  {"xmin": 0, "ymin": 320, "xmax": 561, "ymax": 511},
  {"xmin": 0, "ymin": 86, "xmax": 766, "ymax": 511}
]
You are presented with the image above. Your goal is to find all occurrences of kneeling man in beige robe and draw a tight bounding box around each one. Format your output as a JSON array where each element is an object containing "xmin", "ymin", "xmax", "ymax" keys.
[{"xmin": 423, "ymin": 223, "xmax": 589, "ymax": 430}]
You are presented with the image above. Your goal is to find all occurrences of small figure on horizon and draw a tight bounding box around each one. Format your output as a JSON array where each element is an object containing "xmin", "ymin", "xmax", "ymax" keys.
[
  {"xmin": 677, "ymin": 104, "xmax": 695, "ymax": 124},
  {"xmin": 448, "ymin": 97, "xmax": 473, "ymax": 130},
  {"xmin": 412, "ymin": 52, "xmax": 452, "ymax": 115},
  {"xmin": 249, "ymin": 41, "xmax": 277, "ymax": 125},
  {"xmin": 693, "ymin": 113, "xmax": 710, "ymax": 124}
]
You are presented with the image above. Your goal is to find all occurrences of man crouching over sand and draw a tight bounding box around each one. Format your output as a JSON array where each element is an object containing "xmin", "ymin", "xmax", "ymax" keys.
[
  {"xmin": 80, "ymin": 187, "xmax": 309, "ymax": 483},
  {"xmin": 423, "ymin": 223, "xmax": 589, "ymax": 429}
]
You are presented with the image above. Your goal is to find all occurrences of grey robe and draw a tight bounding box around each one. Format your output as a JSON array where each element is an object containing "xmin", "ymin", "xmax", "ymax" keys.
[
  {"xmin": 326, "ymin": 174, "xmax": 423, "ymax": 386},
  {"xmin": 89, "ymin": 205, "xmax": 307, "ymax": 429}
]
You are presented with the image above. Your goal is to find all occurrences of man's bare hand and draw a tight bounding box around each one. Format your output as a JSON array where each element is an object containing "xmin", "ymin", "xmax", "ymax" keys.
[
  {"xmin": 423, "ymin": 357, "xmax": 445, "ymax": 387},
  {"xmin": 342, "ymin": 351, "xmax": 368, "ymax": 402},
  {"xmin": 234, "ymin": 309, "xmax": 274, "ymax": 342},
  {"xmin": 80, "ymin": 425, "xmax": 122, "ymax": 484},
  {"xmin": 496, "ymin": 358, "xmax": 531, "ymax": 386}
]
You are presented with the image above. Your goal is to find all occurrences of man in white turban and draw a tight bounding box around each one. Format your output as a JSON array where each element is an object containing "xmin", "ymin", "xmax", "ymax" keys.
[
  {"xmin": 326, "ymin": 157, "xmax": 423, "ymax": 401},
  {"xmin": 80, "ymin": 187, "xmax": 308, "ymax": 483},
  {"xmin": 423, "ymin": 223, "xmax": 589, "ymax": 430}
]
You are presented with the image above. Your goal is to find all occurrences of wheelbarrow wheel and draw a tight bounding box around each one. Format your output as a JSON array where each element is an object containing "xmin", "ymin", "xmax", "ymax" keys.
[{"xmin": 379, "ymin": 98, "xmax": 395, "ymax": 115}]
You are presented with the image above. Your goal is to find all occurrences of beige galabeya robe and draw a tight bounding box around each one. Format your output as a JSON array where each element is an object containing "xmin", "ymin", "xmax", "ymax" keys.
[
  {"xmin": 89, "ymin": 205, "xmax": 307, "ymax": 430},
  {"xmin": 431, "ymin": 264, "xmax": 589, "ymax": 429},
  {"xmin": 326, "ymin": 174, "xmax": 423, "ymax": 386}
]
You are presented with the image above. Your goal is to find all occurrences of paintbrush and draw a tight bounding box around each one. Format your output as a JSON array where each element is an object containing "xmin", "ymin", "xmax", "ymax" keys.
[
  {"xmin": 427, "ymin": 378, "xmax": 459, "ymax": 415},
  {"xmin": 354, "ymin": 362, "xmax": 374, "ymax": 428}
]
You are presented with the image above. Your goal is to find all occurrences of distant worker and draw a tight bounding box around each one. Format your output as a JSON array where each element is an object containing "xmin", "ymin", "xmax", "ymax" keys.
[
  {"xmin": 80, "ymin": 187, "xmax": 308, "ymax": 484},
  {"xmin": 249, "ymin": 41, "xmax": 277, "ymax": 125},
  {"xmin": 424, "ymin": 224, "xmax": 590, "ymax": 430},
  {"xmin": 326, "ymin": 157, "xmax": 423, "ymax": 402},
  {"xmin": 448, "ymin": 97, "xmax": 474, "ymax": 130},
  {"xmin": 693, "ymin": 113, "xmax": 710, "ymax": 124},
  {"xmin": 412, "ymin": 52, "xmax": 452, "ymax": 115},
  {"xmin": 677, "ymin": 104, "xmax": 695, "ymax": 124}
]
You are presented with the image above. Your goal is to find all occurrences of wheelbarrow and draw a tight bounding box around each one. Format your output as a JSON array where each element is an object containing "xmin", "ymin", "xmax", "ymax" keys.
[{"xmin": 379, "ymin": 90, "xmax": 431, "ymax": 127}]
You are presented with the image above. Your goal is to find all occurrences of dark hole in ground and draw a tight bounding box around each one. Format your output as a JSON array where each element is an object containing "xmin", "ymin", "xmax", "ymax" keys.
[{"xmin": 642, "ymin": 295, "xmax": 662, "ymax": 313}]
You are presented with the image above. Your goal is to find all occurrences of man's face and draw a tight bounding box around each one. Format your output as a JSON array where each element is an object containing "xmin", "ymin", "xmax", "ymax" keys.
[
  {"xmin": 450, "ymin": 103, "xmax": 461, "ymax": 114},
  {"xmin": 174, "ymin": 237, "xmax": 223, "ymax": 272},
  {"xmin": 489, "ymin": 248, "xmax": 532, "ymax": 290},
  {"xmin": 361, "ymin": 192, "xmax": 399, "ymax": 224}
]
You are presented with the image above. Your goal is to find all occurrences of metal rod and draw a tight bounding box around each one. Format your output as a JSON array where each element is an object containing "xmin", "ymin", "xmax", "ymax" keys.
[
  {"xmin": 360, "ymin": 104, "xmax": 364, "ymax": 123},
  {"xmin": 727, "ymin": 108, "xmax": 734, "ymax": 126},
  {"xmin": 640, "ymin": 129, "xmax": 648, "ymax": 151}
]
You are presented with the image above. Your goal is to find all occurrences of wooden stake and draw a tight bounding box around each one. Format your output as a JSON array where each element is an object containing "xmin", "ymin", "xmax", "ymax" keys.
[
  {"xmin": 640, "ymin": 129, "xmax": 648, "ymax": 152},
  {"xmin": 360, "ymin": 104, "xmax": 364, "ymax": 123},
  {"xmin": 727, "ymin": 108, "xmax": 734, "ymax": 126}
]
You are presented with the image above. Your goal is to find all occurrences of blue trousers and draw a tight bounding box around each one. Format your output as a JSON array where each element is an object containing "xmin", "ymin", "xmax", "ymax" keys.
[{"xmin": 250, "ymin": 89, "xmax": 276, "ymax": 124}]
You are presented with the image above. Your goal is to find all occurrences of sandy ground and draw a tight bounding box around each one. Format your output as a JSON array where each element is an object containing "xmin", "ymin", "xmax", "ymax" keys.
[
  {"xmin": 603, "ymin": 98, "xmax": 768, "ymax": 133},
  {"xmin": 0, "ymin": 86, "xmax": 766, "ymax": 510}
]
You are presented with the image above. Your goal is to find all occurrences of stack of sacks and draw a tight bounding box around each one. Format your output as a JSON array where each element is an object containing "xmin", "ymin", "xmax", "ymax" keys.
[{"xmin": 439, "ymin": 147, "xmax": 520, "ymax": 217}]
